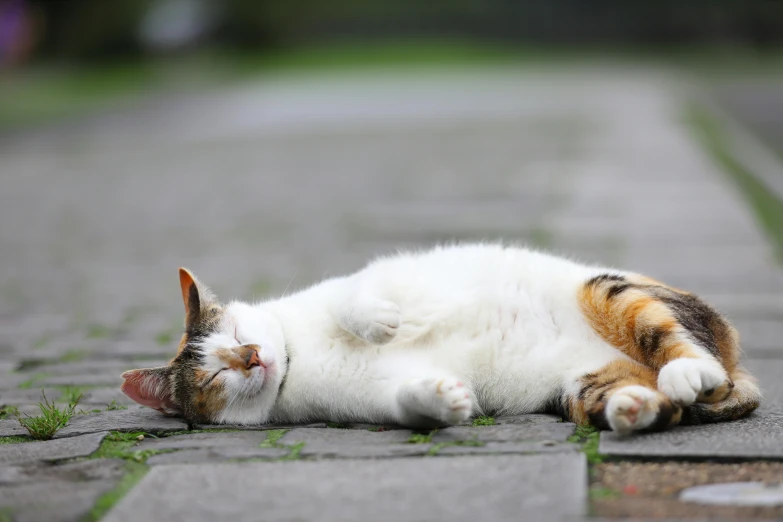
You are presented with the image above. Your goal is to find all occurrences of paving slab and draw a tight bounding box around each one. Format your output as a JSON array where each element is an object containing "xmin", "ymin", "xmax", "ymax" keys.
[
  {"xmin": 194, "ymin": 422, "xmax": 328, "ymax": 430},
  {"xmin": 146, "ymin": 447, "xmax": 289, "ymax": 465},
  {"xmin": 34, "ymin": 373, "xmax": 124, "ymax": 387},
  {"xmin": 279, "ymin": 427, "xmax": 413, "ymax": 445},
  {"xmin": 298, "ymin": 443, "xmax": 435, "ymax": 459},
  {"xmin": 494, "ymin": 413, "xmax": 563, "ymax": 425},
  {"xmin": 104, "ymin": 453, "xmax": 587, "ymax": 522},
  {"xmin": 435, "ymin": 441, "xmax": 580, "ymax": 456},
  {"xmin": 0, "ymin": 418, "xmax": 29, "ymax": 437},
  {"xmin": 745, "ymin": 358, "xmax": 783, "ymax": 414},
  {"xmin": 137, "ymin": 431, "xmax": 267, "ymax": 450},
  {"xmin": 78, "ymin": 387, "xmax": 137, "ymax": 406},
  {"xmin": 53, "ymin": 409, "xmax": 187, "ymax": 438},
  {"xmin": 432, "ymin": 422, "xmax": 576, "ymax": 443},
  {"xmin": 0, "ymin": 388, "xmax": 63, "ymax": 404},
  {"xmin": 728, "ymin": 319, "xmax": 783, "ymax": 353},
  {"xmin": 600, "ymin": 413, "xmax": 783, "ymax": 459},
  {"xmin": 0, "ymin": 459, "xmax": 126, "ymax": 522},
  {"xmin": 0, "ymin": 431, "xmax": 106, "ymax": 465}
]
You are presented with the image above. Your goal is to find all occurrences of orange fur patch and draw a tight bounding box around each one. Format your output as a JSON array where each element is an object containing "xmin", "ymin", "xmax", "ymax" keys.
[
  {"xmin": 573, "ymin": 359, "xmax": 680, "ymax": 430},
  {"xmin": 578, "ymin": 278, "xmax": 703, "ymax": 369}
]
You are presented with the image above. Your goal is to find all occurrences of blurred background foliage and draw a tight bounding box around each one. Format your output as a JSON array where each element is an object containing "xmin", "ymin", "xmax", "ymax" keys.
[
  {"xmin": 9, "ymin": 0, "xmax": 783, "ymax": 64},
  {"xmin": 2, "ymin": 0, "xmax": 783, "ymax": 133}
]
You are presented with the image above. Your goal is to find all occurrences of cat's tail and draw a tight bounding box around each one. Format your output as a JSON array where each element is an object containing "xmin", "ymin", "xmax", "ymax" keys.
[{"xmin": 680, "ymin": 365, "xmax": 761, "ymax": 425}]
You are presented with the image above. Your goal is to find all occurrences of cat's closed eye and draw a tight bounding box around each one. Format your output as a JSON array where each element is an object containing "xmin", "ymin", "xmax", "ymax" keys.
[{"xmin": 203, "ymin": 368, "xmax": 229, "ymax": 386}]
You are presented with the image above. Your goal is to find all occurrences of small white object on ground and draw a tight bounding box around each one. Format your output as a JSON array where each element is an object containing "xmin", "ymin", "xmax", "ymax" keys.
[{"xmin": 680, "ymin": 482, "xmax": 783, "ymax": 507}]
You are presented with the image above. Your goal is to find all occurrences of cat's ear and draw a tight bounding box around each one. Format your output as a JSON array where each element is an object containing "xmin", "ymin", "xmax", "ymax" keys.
[
  {"xmin": 178, "ymin": 268, "xmax": 216, "ymax": 330},
  {"xmin": 121, "ymin": 367, "xmax": 178, "ymax": 413}
]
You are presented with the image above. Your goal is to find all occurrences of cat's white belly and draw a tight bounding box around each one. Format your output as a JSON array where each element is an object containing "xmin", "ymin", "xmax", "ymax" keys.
[{"xmin": 272, "ymin": 291, "xmax": 624, "ymax": 423}]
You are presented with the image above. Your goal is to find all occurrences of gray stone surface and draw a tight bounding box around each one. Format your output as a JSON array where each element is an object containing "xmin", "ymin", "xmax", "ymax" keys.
[
  {"xmin": 0, "ymin": 431, "xmax": 106, "ymax": 464},
  {"xmin": 279, "ymin": 427, "xmax": 413, "ymax": 445},
  {"xmin": 0, "ymin": 459, "xmax": 126, "ymax": 522},
  {"xmin": 78, "ymin": 387, "xmax": 137, "ymax": 406},
  {"xmin": 494, "ymin": 414, "xmax": 563, "ymax": 425},
  {"xmin": 432, "ymin": 422, "xmax": 576, "ymax": 443},
  {"xmin": 0, "ymin": 388, "xmax": 63, "ymax": 404},
  {"xmin": 138, "ymin": 431, "xmax": 266, "ymax": 449},
  {"xmin": 599, "ymin": 413, "xmax": 783, "ymax": 458},
  {"xmin": 146, "ymin": 447, "xmax": 289, "ymax": 465},
  {"xmin": 435, "ymin": 441, "xmax": 579, "ymax": 456},
  {"xmin": 105, "ymin": 454, "xmax": 587, "ymax": 522},
  {"xmin": 194, "ymin": 422, "xmax": 328, "ymax": 430},
  {"xmin": 54, "ymin": 409, "xmax": 187, "ymax": 438},
  {"xmin": 35, "ymin": 374, "xmax": 124, "ymax": 387},
  {"xmin": 0, "ymin": 418, "xmax": 29, "ymax": 437},
  {"xmin": 298, "ymin": 443, "xmax": 434, "ymax": 460},
  {"xmin": 744, "ymin": 358, "xmax": 783, "ymax": 414}
]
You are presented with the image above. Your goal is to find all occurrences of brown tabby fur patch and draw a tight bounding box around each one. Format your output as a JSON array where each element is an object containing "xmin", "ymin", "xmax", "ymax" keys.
[
  {"xmin": 567, "ymin": 359, "xmax": 681, "ymax": 432},
  {"xmin": 568, "ymin": 273, "xmax": 760, "ymax": 429}
]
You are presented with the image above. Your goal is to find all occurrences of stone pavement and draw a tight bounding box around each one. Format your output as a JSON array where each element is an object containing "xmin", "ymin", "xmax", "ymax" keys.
[{"xmin": 0, "ymin": 65, "xmax": 782, "ymax": 521}]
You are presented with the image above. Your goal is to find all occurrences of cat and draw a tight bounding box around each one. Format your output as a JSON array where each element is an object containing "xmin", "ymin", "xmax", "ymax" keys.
[{"xmin": 121, "ymin": 243, "xmax": 760, "ymax": 434}]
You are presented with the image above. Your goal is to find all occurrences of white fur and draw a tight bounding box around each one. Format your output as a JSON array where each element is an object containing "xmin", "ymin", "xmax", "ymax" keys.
[
  {"xmin": 191, "ymin": 243, "xmax": 711, "ymax": 429},
  {"xmin": 606, "ymin": 385, "xmax": 661, "ymax": 434},
  {"xmin": 658, "ymin": 357, "xmax": 728, "ymax": 406}
]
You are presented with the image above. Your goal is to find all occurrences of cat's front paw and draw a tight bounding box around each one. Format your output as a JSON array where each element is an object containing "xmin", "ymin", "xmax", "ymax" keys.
[
  {"xmin": 606, "ymin": 385, "xmax": 663, "ymax": 434},
  {"xmin": 658, "ymin": 358, "xmax": 730, "ymax": 406},
  {"xmin": 344, "ymin": 299, "xmax": 400, "ymax": 345}
]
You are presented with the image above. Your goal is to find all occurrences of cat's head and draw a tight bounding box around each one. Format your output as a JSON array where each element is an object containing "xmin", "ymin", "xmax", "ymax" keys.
[{"xmin": 120, "ymin": 269, "xmax": 287, "ymax": 425}]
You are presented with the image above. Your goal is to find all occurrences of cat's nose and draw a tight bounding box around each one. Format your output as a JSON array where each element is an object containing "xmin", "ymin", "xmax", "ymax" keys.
[{"xmin": 245, "ymin": 348, "xmax": 261, "ymax": 369}]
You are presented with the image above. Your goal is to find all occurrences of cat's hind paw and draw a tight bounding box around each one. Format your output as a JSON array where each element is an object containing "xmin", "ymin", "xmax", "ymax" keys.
[
  {"xmin": 399, "ymin": 377, "xmax": 473, "ymax": 426},
  {"xmin": 658, "ymin": 358, "xmax": 730, "ymax": 406},
  {"xmin": 606, "ymin": 385, "xmax": 662, "ymax": 435},
  {"xmin": 433, "ymin": 378, "xmax": 473, "ymax": 425}
]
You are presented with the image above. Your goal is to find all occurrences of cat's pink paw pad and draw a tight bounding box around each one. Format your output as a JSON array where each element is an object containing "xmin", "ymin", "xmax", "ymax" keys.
[
  {"xmin": 434, "ymin": 378, "xmax": 473, "ymax": 424},
  {"xmin": 606, "ymin": 385, "xmax": 660, "ymax": 435}
]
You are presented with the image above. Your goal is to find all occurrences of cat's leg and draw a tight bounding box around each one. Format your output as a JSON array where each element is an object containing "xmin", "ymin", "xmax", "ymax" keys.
[
  {"xmin": 394, "ymin": 377, "xmax": 473, "ymax": 428},
  {"xmin": 561, "ymin": 359, "xmax": 682, "ymax": 434},
  {"xmin": 579, "ymin": 274, "xmax": 736, "ymax": 407},
  {"xmin": 332, "ymin": 278, "xmax": 401, "ymax": 345}
]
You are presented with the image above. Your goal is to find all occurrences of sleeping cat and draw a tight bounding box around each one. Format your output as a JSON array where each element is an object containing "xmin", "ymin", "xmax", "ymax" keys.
[{"xmin": 121, "ymin": 243, "xmax": 760, "ymax": 434}]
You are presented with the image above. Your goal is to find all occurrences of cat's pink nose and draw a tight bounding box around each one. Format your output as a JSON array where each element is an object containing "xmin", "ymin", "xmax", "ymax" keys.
[{"xmin": 246, "ymin": 349, "xmax": 261, "ymax": 369}]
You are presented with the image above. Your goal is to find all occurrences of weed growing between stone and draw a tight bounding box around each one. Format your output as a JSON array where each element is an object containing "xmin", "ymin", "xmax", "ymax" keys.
[
  {"xmin": 0, "ymin": 405, "xmax": 19, "ymax": 420},
  {"xmin": 92, "ymin": 431, "xmax": 165, "ymax": 462},
  {"xmin": 280, "ymin": 442, "xmax": 305, "ymax": 461},
  {"xmin": 83, "ymin": 461, "xmax": 148, "ymax": 522},
  {"xmin": 427, "ymin": 439, "xmax": 484, "ymax": 456},
  {"xmin": 0, "ymin": 435, "xmax": 31, "ymax": 444},
  {"xmin": 257, "ymin": 429, "xmax": 307, "ymax": 460},
  {"xmin": 105, "ymin": 400, "xmax": 127, "ymax": 411},
  {"xmin": 589, "ymin": 486, "xmax": 620, "ymax": 500},
  {"xmin": 59, "ymin": 386, "xmax": 84, "ymax": 405},
  {"xmin": 687, "ymin": 104, "xmax": 783, "ymax": 261},
  {"xmin": 260, "ymin": 429, "xmax": 288, "ymax": 447},
  {"xmin": 408, "ymin": 430, "xmax": 437, "ymax": 444},
  {"xmin": 472, "ymin": 416, "xmax": 496, "ymax": 426},
  {"xmin": 17, "ymin": 391, "xmax": 81, "ymax": 440},
  {"xmin": 17, "ymin": 373, "xmax": 48, "ymax": 389},
  {"xmin": 567, "ymin": 424, "xmax": 603, "ymax": 465},
  {"xmin": 154, "ymin": 331, "xmax": 174, "ymax": 345}
]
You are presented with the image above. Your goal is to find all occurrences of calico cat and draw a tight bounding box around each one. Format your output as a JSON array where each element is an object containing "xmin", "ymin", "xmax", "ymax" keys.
[{"xmin": 121, "ymin": 243, "xmax": 760, "ymax": 434}]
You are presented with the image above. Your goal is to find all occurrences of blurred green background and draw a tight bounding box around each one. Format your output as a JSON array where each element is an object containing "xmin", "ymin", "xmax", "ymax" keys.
[{"xmin": 2, "ymin": 0, "xmax": 783, "ymax": 139}]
